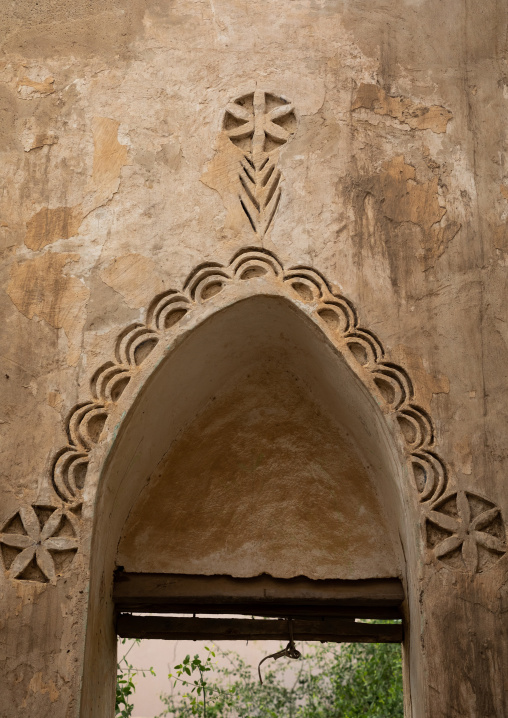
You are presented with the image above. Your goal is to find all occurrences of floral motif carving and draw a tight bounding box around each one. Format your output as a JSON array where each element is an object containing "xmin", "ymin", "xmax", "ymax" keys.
[
  {"xmin": 0, "ymin": 506, "xmax": 78, "ymax": 582},
  {"xmin": 4, "ymin": 247, "xmax": 505, "ymax": 581},
  {"xmin": 426, "ymin": 491, "xmax": 506, "ymax": 573},
  {"xmin": 224, "ymin": 91, "xmax": 296, "ymax": 236}
]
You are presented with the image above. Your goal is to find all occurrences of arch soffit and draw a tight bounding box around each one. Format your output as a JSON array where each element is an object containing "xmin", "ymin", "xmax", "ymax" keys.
[{"xmin": 0, "ymin": 247, "xmax": 506, "ymax": 583}]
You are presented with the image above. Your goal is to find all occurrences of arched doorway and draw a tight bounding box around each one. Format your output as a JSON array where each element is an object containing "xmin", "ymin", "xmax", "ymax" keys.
[{"xmin": 75, "ymin": 250, "xmax": 433, "ymax": 715}]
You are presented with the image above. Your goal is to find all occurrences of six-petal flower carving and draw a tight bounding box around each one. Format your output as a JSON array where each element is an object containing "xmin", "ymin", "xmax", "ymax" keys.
[
  {"xmin": 427, "ymin": 491, "xmax": 506, "ymax": 572},
  {"xmin": 0, "ymin": 506, "xmax": 78, "ymax": 582},
  {"xmin": 225, "ymin": 90, "xmax": 295, "ymax": 168}
]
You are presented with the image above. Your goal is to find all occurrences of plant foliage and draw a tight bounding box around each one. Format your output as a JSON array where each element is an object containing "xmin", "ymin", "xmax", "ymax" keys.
[
  {"xmin": 116, "ymin": 638, "xmax": 156, "ymax": 718},
  {"xmin": 156, "ymin": 636, "xmax": 403, "ymax": 717}
]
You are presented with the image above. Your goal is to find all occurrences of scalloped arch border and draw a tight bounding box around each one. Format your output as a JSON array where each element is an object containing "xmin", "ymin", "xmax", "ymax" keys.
[
  {"xmin": 54, "ymin": 246, "xmax": 448, "ymax": 508},
  {"xmin": 1, "ymin": 247, "xmax": 505, "ymax": 578}
]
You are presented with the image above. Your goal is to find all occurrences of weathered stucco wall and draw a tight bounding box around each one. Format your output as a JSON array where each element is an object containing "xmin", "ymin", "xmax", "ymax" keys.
[{"xmin": 1, "ymin": 0, "xmax": 508, "ymax": 716}]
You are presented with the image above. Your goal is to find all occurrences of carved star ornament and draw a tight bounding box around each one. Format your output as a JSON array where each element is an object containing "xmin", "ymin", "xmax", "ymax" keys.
[
  {"xmin": 427, "ymin": 490, "xmax": 506, "ymax": 573},
  {"xmin": 0, "ymin": 506, "xmax": 78, "ymax": 582}
]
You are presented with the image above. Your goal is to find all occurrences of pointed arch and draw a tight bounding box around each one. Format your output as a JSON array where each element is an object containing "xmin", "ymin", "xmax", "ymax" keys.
[
  {"xmin": 1, "ymin": 247, "xmax": 505, "ymax": 718},
  {"xmin": 78, "ymin": 248, "xmax": 431, "ymax": 716},
  {"xmin": 51, "ymin": 246, "xmax": 449, "ymax": 511},
  {"xmin": 3, "ymin": 246, "xmax": 504, "ymax": 588}
]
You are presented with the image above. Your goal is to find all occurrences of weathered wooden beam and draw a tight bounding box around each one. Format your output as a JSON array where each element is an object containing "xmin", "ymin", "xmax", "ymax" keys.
[
  {"xmin": 113, "ymin": 573, "xmax": 404, "ymax": 619},
  {"xmin": 116, "ymin": 615, "xmax": 403, "ymax": 643}
]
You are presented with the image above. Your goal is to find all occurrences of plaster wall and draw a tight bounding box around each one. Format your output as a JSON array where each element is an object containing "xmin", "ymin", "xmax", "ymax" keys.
[
  {"xmin": 117, "ymin": 332, "xmax": 400, "ymax": 581},
  {"xmin": 1, "ymin": 0, "xmax": 508, "ymax": 716}
]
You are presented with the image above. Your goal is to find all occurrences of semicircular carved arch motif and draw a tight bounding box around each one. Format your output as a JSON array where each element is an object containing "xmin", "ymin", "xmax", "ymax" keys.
[{"xmin": 1, "ymin": 248, "xmax": 505, "ymax": 581}]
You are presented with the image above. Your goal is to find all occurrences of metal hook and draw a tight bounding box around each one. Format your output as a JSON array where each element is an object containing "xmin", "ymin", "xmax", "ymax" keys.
[{"xmin": 257, "ymin": 618, "xmax": 302, "ymax": 684}]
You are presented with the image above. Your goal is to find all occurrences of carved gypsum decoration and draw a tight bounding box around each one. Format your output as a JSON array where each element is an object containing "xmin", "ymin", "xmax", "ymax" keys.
[
  {"xmin": 224, "ymin": 91, "xmax": 296, "ymax": 236},
  {"xmin": 0, "ymin": 505, "xmax": 78, "ymax": 583},
  {"xmin": 426, "ymin": 490, "xmax": 506, "ymax": 573},
  {"xmin": 2, "ymin": 247, "xmax": 505, "ymax": 581},
  {"xmin": 51, "ymin": 248, "xmax": 449, "ymax": 507}
]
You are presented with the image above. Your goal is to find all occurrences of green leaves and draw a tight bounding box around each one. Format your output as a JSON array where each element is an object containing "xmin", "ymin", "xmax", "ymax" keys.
[
  {"xmin": 327, "ymin": 641, "xmax": 403, "ymax": 718},
  {"xmin": 115, "ymin": 638, "xmax": 157, "ymax": 718},
  {"xmin": 117, "ymin": 625, "xmax": 403, "ymax": 717},
  {"xmin": 158, "ymin": 631, "xmax": 402, "ymax": 718},
  {"xmin": 162, "ymin": 646, "xmax": 219, "ymax": 716},
  {"xmin": 116, "ymin": 672, "xmax": 136, "ymax": 718}
]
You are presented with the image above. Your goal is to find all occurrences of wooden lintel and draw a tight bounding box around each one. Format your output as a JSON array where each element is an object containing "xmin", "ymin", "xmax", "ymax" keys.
[
  {"xmin": 117, "ymin": 615, "xmax": 403, "ymax": 643},
  {"xmin": 113, "ymin": 573, "xmax": 404, "ymax": 618}
]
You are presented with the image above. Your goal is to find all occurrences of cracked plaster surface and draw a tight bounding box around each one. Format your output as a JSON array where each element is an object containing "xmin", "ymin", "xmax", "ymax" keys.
[{"xmin": 0, "ymin": 0, "xmax": 508, "ymax": 715}]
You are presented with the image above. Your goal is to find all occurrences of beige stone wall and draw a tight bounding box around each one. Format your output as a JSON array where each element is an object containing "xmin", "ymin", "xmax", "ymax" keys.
[{"xmin": 1, "ymin": 1, "xmax": 508, "ymax": 716}]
